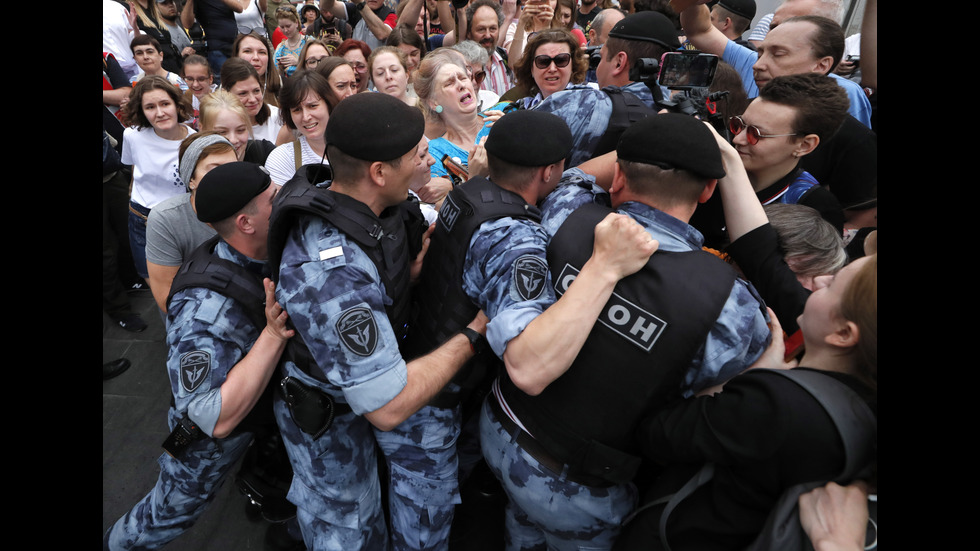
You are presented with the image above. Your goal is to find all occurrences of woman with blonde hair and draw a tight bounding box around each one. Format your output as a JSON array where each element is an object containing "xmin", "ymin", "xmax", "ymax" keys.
[{"xmin": 200, "ymin": 90, "xmax": 277, "ymax": 164}]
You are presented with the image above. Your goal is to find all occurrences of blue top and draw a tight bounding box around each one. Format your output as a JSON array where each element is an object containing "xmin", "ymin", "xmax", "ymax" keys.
[
  {"xmin": 428, "ymin": 120, "xmax": 493, "ymax": 179},
  {"xmin": 540, "ymin": 168, "xmax": 771, "ymax": 395}
]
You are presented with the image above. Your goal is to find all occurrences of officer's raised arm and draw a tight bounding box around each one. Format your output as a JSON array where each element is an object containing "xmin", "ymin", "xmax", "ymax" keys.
[{"xmin": 503, "ymin": 213, "xmax": 657, "ymax": 395}]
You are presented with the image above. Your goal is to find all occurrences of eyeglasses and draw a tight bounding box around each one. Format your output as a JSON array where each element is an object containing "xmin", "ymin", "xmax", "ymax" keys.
[
  {"xmin": 533, "ymin": 53, "xmax": 571, "ymax": 70},
  {"xmin": 350, "ymin": 62, "xmax": 368, "ymax": 72},
  {"xmin": 728, "ymin": 116, "xmax": 800, "ymax": 145},
  {"xmin": 465, "ymin": 66, "xmax": 487, "ymax": 86},
  {"xmin": 305, "ymin": 56, "xmax": 328, "ymax": 68}
]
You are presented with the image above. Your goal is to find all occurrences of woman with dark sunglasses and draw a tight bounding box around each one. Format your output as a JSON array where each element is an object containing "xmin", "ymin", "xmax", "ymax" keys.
[{"xmin": 512, "ymin": 29, "xmax": 588, "ymax": 109}]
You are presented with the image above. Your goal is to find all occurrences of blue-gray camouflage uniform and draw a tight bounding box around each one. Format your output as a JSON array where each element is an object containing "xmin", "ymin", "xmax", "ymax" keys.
[
  {"xmin": 273, "ymin": 215, "xmax": 404, "ymax": 551},
  {"xmin": 531, "ymin": 82, "xmax": 656, "ymax": 168},
  {"xmin": 106, "ymin": 241, "xmax": 264, "ymax": 550},
  {"xmin": 373, "ymin": 213, "xmax": 557, "ymax": 551},
  {"xmin": 479, "ymin": 168, "xmax": 771, "ymax": 550}
]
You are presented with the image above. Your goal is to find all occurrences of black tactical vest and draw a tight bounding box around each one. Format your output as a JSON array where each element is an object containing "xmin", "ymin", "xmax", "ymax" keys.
[
  {"xmin": 408, "ymin": 177, "xmax": 541, "ymax": 356},
  {"xmin": 500, "ymin": 202, "xmax": 737, "ymax": 485},
  {"xmin": 266, "ymin": 164, "xmax": 426, "ymax": 382},
  {"xmin": 166, "ymin": 235, "xmax": 273, "ymax": 433},
  {"xmin": 407, "ymin": 178, "xmax": 541, "ymax": 400}
]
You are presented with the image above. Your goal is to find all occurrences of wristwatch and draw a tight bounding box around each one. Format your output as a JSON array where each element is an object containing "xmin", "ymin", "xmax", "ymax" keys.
[{"xmin": 461, "ymin": 327, "xmax": 487, "ymax": 355}]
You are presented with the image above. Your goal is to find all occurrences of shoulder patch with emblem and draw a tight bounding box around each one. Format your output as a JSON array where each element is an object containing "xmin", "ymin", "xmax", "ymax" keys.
[
  {"xmin": 513, "ymin": 255, "xmax": 548, "ymax": 301},
  {"xmin": 336, "ymin": 306, "xmax": 379, "ymax": 356},
  {"xmin": 180, "ymin": 351, "xmax": 212, "ymax": 392}
]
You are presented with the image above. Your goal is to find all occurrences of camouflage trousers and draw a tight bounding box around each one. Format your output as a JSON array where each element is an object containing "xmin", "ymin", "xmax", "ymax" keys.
[
  {"xmin": 375, "ymin": 404, "xmax": 463, "ymax": 551},
  {"xmin": 105, "ymin": 431, "xmax": 253, "ymax": 550},
  {"xmin": 273, "ymin": 392, "xmax": 389, "ymax": 551},
  {"xmin": 479, "ymin": 398, "xmax": 638, "ymax": 551}
]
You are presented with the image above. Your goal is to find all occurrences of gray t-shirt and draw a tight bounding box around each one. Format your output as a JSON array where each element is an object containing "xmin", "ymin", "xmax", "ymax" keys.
[{"xmin": 145, "ymin": 193, "xmax": 217, "ymax": 266}]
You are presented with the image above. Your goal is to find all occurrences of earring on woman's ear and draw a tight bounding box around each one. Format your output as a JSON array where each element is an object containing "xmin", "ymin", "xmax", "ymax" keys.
[{"xmin": 434, "ymin": 105, "xmax": 443, "ymax": 113}]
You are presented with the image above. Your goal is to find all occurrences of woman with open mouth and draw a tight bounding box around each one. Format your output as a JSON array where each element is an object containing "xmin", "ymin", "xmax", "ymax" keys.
[
  {"xmin": 336, "ymin": 39, "xmax": 373, "ymax": 94},
  {"xmin": 414, "ymin": 52, "xmax": 504, "ymax": 208}
]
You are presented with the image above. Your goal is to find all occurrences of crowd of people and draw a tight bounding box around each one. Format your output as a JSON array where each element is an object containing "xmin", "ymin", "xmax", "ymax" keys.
[{"xmin": 103, "ymin": 0, "xmax": 877, "ymax": 549}]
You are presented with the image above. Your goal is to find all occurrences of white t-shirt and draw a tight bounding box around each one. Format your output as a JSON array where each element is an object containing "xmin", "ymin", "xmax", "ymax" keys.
[
  {"xmin": 264, "ymin": 136, "xmax": 328, "ymax": 186},
  {"xmin": 253, "ymin": 105, "xmax": 282, "ymax": 144},
  {"xmin": 122, "ymin": 125, "xmax": 196, "ymax": 209}
]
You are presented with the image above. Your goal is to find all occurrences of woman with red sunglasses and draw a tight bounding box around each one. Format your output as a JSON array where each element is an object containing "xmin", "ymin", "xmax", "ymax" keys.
[
  {"xmin": 512, "ymin": 29, "xmax": 589, "ymax": 109},
  {"xmin": 726, "ymin": 73, "xmax": 848, "ymax": 232}
]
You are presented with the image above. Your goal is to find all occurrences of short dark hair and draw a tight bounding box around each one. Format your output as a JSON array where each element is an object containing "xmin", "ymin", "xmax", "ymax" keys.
[
  {"xmin": 130, "ymin": 34, "xmax": 162, "ymax": 54},
  {"xmin": 123, "ymin": 75, "xmax": 192, "ymax": 129},
  {"xmin": 785, "ymin": 15, "xmax": 844, "ymax": 73},
  {"xmin": 220, "ymin": 58, "xmax": 272, "ymax": 125},
  {"xmin": 487, "ymin": 154, "xmax": 541, "ymax": 191},
  {"xmin": 326, "ymin": 143, "xmax": 402, "ymax": 183},
  {"xmin": 279, "ymin": 70, "xmax": 335, "ymax": 130},
  {"xmin": 603, "ymin": 36, "xmax": 668, "ymax": 73},
  {"xmin": 465, "ymin": 0, "xmax": 504, "ymax": 37},
  {"xmin": 617, "ymin": 159, "xmax": 709, "ymax": 208},
  {"xmin": 713, "ymin": 5, "xmax": 751, "ymax": 35},
  {"xmin": 758, "ymin": 72, "xmax": 848, "ymax": 143},
  {"xmin": 513, "ymin": 29, "xmax": 588, "ymax": 97}
]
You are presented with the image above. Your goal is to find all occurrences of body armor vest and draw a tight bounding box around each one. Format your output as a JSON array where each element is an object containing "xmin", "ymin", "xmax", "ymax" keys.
[
  {"xmin": 166, "ymin": 235, "xmax": 273, "ymax": 433},
  {"xmin": 408, "ymin": 178, "xmax": 540, "ymax": 399},
  {"xmin": 500, "ymin": 202, "xmax": 737, "ymax": 484},
  {"xmin": 267, "ymin": 164, "xmax": 426, "ymax": 382}
]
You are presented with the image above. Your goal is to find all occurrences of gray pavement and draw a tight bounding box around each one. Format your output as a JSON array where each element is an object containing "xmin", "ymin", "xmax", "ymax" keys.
[
  {"xmin": 103, "ymin": 288, "xmax": 268, "ymax": 550},
  {"xmin": 103, "ymin": 288, "xmax": 505, "ymax": 550}
]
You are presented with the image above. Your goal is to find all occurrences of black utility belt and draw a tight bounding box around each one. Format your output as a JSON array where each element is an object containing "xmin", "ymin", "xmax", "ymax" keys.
[
  {"xmin": 488, "ymin": 395, "xmax": 615, "ymax": 488},
  {"xmin": 278, "ymin": 376, "xmax": 352, "ymax": 440}
]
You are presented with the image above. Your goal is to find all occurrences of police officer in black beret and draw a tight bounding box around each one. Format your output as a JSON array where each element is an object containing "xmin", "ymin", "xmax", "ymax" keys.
[
  {"xmin": 266, "ymin": 92, "xmax": 491, "ymax": 550},
  {"xmin": 105, "ymin": 162, "xmax": 294, "ymax": 549}
]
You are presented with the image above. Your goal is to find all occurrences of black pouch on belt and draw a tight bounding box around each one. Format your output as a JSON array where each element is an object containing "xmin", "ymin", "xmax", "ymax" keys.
[{"xmin": 278, "ymin": 376, "xmax": 351, "ymax": 440}]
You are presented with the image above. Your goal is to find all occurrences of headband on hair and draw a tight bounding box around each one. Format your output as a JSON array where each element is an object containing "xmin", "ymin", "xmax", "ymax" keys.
[{"xmin": 180, "ymin": 134, "xmax": 234, "ymax": 188}]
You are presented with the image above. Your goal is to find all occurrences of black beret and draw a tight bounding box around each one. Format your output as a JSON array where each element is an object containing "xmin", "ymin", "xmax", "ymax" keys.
[
  {"xmin": 617, "ymin": 114, "xmax": 725, "ymax": 179},
  {"xmin": 196, "ymin": 162, "xmax": 272, "ymax": 223},
  {"xmin": 326, "ymin": 93, "xmax": 425, "ymax": 162},
  {"xmin": 716, "ymin": 0, "xmax": 756, "ymax": 21},
  {"xmin": 484, "ymin": 110, "xmax": 572, "ymax": 167},
  {"xmin": 607, "ymin": 11, "xmax": 680, "ymax": 51}
]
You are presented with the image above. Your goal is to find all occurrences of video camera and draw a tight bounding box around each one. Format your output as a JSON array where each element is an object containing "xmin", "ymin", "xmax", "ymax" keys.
[{"xmin": 630, "ymin": 50, "xmax": 732, "ymax": 139}]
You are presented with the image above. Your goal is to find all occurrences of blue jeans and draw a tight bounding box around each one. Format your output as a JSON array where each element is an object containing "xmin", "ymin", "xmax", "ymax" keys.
[
  {"xmin": 480, "ymin": 397, "xmax": 638, "ymax": 551},
  {"xmin": 128, "ymin": 201, "xmax": 150, "ymax": 280}
]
